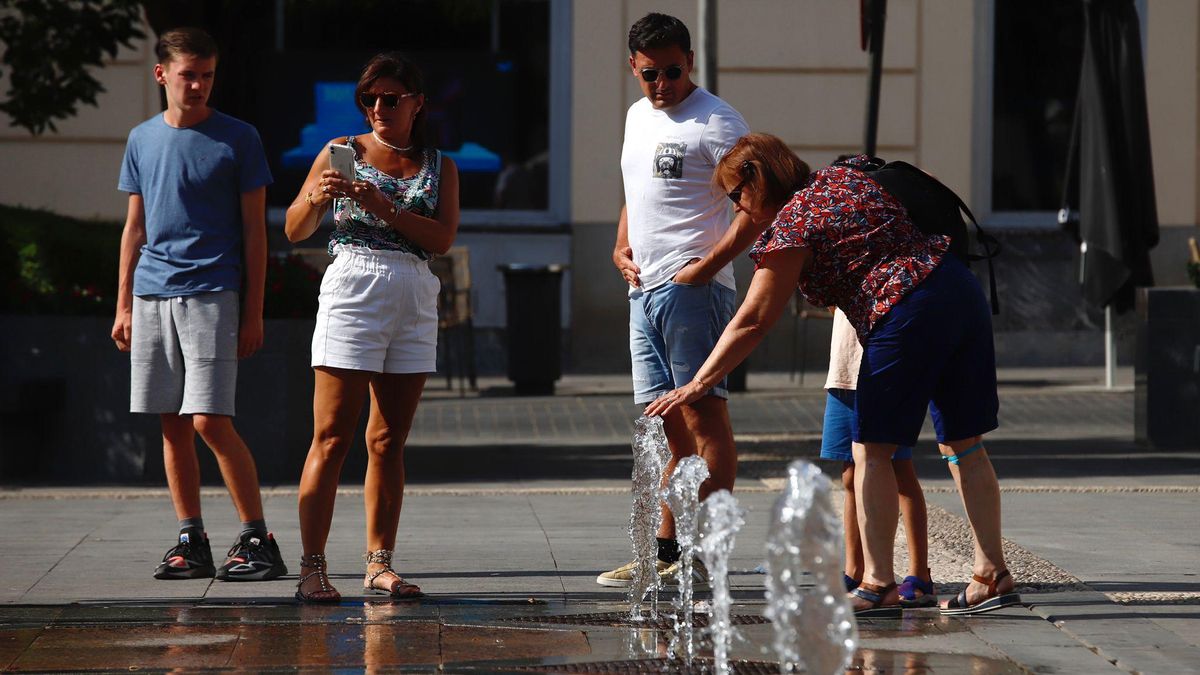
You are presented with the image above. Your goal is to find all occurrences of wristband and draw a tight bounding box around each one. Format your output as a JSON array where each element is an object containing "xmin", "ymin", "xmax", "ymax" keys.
[{"xmin": 694, "ymin": 374, "xmax": 713, "ymax": 389}]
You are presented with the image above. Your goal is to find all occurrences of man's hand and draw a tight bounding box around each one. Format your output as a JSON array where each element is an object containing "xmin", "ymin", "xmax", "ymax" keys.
[
  {"xmin": 671, "ymin": 258, "xmax": 709, "ymax": 285},
  {"xmin": 238, "ymin": 313, "xmax": 264, "ymax": 359},
  {"xmin": 613, "ymin": 245, "xmax": 641, "ymax": 287},
  {"xmin": 111, "ymin": 310, "xmax": 132, "ymax": 352}
]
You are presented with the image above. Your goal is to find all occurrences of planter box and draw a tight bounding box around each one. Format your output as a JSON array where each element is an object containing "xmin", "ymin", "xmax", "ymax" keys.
[
  {"xmin": 0, "ymin": 316, "xmax": 317, "ymax": 483},
  {"xmin": 1135, "ymin": 287, "xmax": 1200, "ymax": 449}
]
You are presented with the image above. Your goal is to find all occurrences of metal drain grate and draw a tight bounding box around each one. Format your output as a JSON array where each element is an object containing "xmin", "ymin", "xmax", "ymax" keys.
[
  {"xmin": 499, "ymin": 611, "xmax": 770, "ymax": 629},
  {"xmin": 500, "ymin": 657, "xmax": 779, "ymax": 674}
]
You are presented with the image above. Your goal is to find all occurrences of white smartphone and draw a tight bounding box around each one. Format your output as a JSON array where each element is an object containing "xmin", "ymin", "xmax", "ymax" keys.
[{"xmin": 328, "ymin": 142, "xmax": 355, "ymax": 181}]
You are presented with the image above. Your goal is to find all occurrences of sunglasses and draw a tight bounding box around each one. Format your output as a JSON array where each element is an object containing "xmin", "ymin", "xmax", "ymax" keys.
[
  {"xmin": 727, "ymin": 161, "xmax": 754, "ymax": 205},
  {"xmin": 639, "ymin": 65, "xmax": 684, "ymax": 82},
  {"xmin": 358, "ymin": 91, "xmax": 418, "ymax": 110}
]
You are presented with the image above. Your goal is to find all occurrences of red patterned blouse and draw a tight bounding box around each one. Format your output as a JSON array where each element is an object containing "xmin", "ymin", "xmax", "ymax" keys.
[{"xmin": 749, "ymin": 155, "xmax": 950, "ymax": 340}]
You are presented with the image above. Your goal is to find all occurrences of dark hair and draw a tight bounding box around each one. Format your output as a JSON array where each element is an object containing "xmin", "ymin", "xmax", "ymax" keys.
[
  {"xmin": 628, "ymin": 13, "xmax": 691, "ymax": 55},
  {"xmin": 155, "ymin": 27, "xmax": 218, "ymax": 65},
  {"xmin": 716, "ymin": 133, "xmax": 811, "ymax": 213},
  {"xmin": 354, "ymin": 52, "xmax": 430, "ymax": 149}
]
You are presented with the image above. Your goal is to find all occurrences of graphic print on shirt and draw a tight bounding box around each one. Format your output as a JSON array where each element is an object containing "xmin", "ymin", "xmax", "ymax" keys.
[{"xmin": 652, "ymin": 142, "xmax": 686, "ymax": 179}]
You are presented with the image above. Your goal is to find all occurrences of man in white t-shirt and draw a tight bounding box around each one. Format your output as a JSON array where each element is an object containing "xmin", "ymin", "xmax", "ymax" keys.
[{"xmin": 598, "ymin": 12, "xmax": 753, "ymax": 588}]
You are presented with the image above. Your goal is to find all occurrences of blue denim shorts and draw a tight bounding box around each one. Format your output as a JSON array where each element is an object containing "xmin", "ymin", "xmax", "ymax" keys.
[
  {"xmin": 854, "ymin": 255, "xmax": 1000, "ymax": 447},
  {"xmin": 629, "ymin": 280, "xmax": 736, "ymax": 404},
  {"xmin": 820, "ymin": 389, "xmax": 914, "ymax": 462}
]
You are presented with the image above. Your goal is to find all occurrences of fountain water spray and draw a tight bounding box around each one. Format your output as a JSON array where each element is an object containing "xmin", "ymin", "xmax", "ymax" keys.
[
  {"xmin": 698, "ymin": 489, "xmax": 746, "ymax": 675},
  {"xmin": 627, "ymin": 415, "xmax": 672, "ymax": 620},
  {"xmin": 764, "ymin": 460, "xmax": 857, "ymax": 674},
  {"xmin": 661, "ymin": 454, "xmax": 710, "ymax": 662}
]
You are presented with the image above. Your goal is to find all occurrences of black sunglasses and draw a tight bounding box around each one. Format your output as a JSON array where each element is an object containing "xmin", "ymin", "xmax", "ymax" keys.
[
  {"xmin": 639, "ymin": 65, "xmax": 684, "ymax": 83},
  {"xmin": 358, "ymin": 91, "xmax": 418, "ymax": 110},
  {"xmin": 727, "ymin": 161, "xmax": 754, "ymax": 204}
]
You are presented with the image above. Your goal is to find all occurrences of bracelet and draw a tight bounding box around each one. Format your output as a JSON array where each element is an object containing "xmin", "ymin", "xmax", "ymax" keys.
[{"xmin": 693, "ymin": 374, "xmax": 713, "ymax": 389}]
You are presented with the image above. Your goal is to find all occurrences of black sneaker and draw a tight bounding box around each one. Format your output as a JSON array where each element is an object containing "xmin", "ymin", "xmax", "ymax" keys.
[
  {"xmin": 153, "ymin": 530, "xmax": 216, "ymax": 580},
  {"xmin": 216, "ymin": 531, "xmax": 288, "ymax": 581}
]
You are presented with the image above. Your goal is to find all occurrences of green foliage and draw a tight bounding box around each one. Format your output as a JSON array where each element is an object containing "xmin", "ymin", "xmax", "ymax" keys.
[
  {"xmin": 0, "ymin": 0, "xmax": 145, "ymax": 135},
  {"xmin": 0, "ymin": 203, "xmax": 325, "ymax": 318},
  {"xmin": 0, "ymin": 204, "xmax": 121, "ymax": 314},
  {"xmin": 1188, "ymin": 262, "xmax": 1200, "ymax": 290}
]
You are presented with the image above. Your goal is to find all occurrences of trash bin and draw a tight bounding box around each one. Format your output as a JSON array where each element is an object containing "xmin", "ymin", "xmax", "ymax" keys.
[
  {"xmin": 498, "ymin": 264, "xmax": 567, "ymax": 395},
  {"xmin": 1135, "ymin": 287, "xmax": 1200, "ymax": 448}
]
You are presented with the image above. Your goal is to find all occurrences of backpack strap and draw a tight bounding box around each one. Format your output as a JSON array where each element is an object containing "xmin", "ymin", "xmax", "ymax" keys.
[
  {"xmin": 949, "ymin": 192, "xmax": 1001, "ymax": 315},
  {"xmin": 836, "ymin": 158, "xmax": 1001, "ymax": 315}
]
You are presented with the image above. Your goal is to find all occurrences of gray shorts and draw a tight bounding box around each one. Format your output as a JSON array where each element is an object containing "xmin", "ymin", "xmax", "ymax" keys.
[{"xmin": 131, "ymin": 291, "xmax": 239, "ymax": 416}]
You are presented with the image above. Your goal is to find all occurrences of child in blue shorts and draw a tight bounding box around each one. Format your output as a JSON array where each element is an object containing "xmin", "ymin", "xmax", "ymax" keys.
[{"xmin": 821, "ymin": 310, "xmax": 935, "ymax": 607}]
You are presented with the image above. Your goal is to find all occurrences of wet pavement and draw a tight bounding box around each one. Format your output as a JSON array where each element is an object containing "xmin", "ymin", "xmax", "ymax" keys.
[
  {"xmin": 2, "ymin": 368, "xmax": 1199, "ymax": 672},
  {"xmin": 1, "ymin": 599, "xmax": 1035, "ymax": 673}
]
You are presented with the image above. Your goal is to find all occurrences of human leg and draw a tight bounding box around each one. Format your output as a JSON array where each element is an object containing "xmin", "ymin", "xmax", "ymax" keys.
[
  {"xmin": 654, "ymin": 280, "xmax": 737, "ymax": 533},
  {"xmin": 362, "ymin": 372, "xmax": 426, "ymax": 598},
  {"xmin": 937, "ymin": 436, "xmax": 1017, "ymax": 612},
  {"xmin": 153, "ymin": 413, "xmax": 217, "ymax": 580},
  {"xmin": 296, "ymin": 366, "xmax": 373, "ymax": 600},
  {"xmin": 819, "ymin": 389, "xmax": 862, "ymax": 588},
  {"xmin": 162, "ymin": 414, "xmax": 201, "ymax": 522},
  {"xmin": 189, "ymin": 414, "xmax": 287, "ymax": 581},
  {"xmin": 191, "ymin": 415, "xmax": 263, "ymax": 523},
  {"xmin": 893, "ymin": 457, "xmax": 929, "ymax": 576},
  {"xmin": 893, "ymin": 456, "xmax": 935, "ymax": 606},
  {"xmin": 841, "ymin": 461, "xmax": 863, "ymax": 588},
  {"xmin": 848, "ymin": 441, "xmax": 902, "ymax": 614}
]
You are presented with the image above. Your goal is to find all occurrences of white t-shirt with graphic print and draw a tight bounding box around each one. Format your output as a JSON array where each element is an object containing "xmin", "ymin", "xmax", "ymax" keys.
[{"xmin": 621, "ymin": 87, "xmax": 749, "ymax": 294}]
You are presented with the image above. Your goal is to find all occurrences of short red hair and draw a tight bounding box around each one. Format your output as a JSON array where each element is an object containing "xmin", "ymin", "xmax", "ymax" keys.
[{"xmin": 715, "ymin": 133, "xmax": 811, "ymax": 213}]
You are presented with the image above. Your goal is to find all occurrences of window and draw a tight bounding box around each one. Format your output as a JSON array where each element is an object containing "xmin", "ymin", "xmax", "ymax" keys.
[
  {"xmin": 979, "ymin": 0, "xmax": 1146, "ymax": 225},
  {"xmin": 991, "ymin": 0, "xmax": 1083, "ymax": 214},
  {"xmin": 196, "ymin": 0, "xmax": 568, "ymax": 224}
]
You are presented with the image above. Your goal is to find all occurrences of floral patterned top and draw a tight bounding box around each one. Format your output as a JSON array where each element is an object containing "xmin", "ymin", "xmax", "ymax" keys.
[
  {"xmin": 749, "ymin": 154, "xmax": 949, "ymax": 340},
  {"xmin": 328, "ymin": 137, "xmax": 441, "ymax": 259}
]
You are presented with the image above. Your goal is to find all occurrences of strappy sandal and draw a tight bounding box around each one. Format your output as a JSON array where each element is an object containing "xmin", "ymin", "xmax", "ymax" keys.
[
  {"xmin": 843, "ymin": 574, "xmax": 862, "ymax": 592},
  {"xmin": 898, "ymin": 568, "xmax": 937, "ymax": 608},
  {"xmin": 295, "ymin": 553, "xmax": 341, "ymax": 604},
  {"xmin": 850, "ymin": 581, "xmax": 903, "ymax": 618},
  {"xmin": 364, "ymin": 549, "xmax": 423, "ymax": 600},
  {"xmin": 940, "ymin": 568, "xmax": 1022, "ymax": 616}
]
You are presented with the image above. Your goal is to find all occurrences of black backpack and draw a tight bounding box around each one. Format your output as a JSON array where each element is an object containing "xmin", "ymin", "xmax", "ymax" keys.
[{"xmin": 836, "ymin": 157, "xmax": 1001, "ymax": 314}]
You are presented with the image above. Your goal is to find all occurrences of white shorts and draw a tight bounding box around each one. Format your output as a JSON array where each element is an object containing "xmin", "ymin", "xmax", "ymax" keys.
[{"xmin": 311, "ymin": 245, "xmax": 440, "ymax": 374}]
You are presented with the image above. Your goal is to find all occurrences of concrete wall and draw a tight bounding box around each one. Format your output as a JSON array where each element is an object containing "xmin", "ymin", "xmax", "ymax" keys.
[{"xmin": 0, "ymin": 35, "xmax": 157, "ymax": 220}]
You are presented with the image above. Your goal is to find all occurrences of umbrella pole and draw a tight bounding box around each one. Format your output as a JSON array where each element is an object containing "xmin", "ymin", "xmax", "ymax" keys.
[{"xmin": 1105, "ymin": 305, "xmax": 1116, "ymax": 389}]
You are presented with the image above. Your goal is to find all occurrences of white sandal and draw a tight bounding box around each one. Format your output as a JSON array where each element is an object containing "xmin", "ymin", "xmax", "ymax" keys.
[{"xmin": 364, "ymin": 549, "xmax": 422, "ymax": 599}]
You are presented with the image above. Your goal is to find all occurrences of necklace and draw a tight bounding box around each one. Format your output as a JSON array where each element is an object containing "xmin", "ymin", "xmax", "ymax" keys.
[{"xmin": 372, "ymin": 131, "xmax": 413, "ymax": 153}]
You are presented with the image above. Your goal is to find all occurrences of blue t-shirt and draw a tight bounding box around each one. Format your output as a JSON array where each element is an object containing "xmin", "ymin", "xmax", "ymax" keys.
[{"xmin": 118, "ymin": 110, "xmax": 273, "ymax": 297}]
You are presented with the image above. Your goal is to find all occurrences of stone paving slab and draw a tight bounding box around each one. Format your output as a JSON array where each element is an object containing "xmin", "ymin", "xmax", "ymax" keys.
[
  {"xmin": 404, "ymin": 388, "xmax": 1134, "ymax": 446},
  {"xmin": 2, "ymin": 484, "xmax": 1199, "ymax": 672}
]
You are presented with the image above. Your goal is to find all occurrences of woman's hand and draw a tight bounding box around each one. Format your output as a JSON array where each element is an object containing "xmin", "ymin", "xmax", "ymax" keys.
[
  {"xmin": 313, "ymin": 169, "xmax": 353, "ymax": 204},
  {"xmin": 350, "ymin": 180, "xmax": 394, "ymax": 217},
  {"xmin": 644, "ymin": 378, "xmax": 709, "ymax": 418}
]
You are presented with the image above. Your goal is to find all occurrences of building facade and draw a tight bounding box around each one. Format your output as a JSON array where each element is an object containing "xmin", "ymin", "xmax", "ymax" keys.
[{"xmin": 2, "ymin": 0, "xmax": 1196, "ymax": 373}]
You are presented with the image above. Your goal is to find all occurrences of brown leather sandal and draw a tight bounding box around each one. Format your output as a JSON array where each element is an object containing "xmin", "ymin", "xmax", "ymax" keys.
[
  {"xmin": 850, "ymin": 581, "xmax": 903, "ymax": 618},
  {"xmin": 940, "ymin": 568, "xmax": 1022, "ymax": 615}
]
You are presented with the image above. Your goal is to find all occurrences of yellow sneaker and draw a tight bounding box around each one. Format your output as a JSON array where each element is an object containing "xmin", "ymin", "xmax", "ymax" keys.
[
  {"xmin": 595, "ymin": 559, "xmax": 671, "ymax": 587},
  {"xmin": 660, "ymin": 557, "xmax": 710, "ymax": 589}
]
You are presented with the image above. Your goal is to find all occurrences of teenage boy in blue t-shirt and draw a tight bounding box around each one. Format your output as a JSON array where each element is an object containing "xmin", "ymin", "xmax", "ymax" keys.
[{"xmin": 113, "ymin": 27, "xmax": 285, "ymax": 582}]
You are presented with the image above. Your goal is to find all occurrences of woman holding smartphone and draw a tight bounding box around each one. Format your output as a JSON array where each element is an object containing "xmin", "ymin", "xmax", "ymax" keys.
[{"xmin": 285, "ymin": 52, "xmax": 460, "ymax": 602}]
